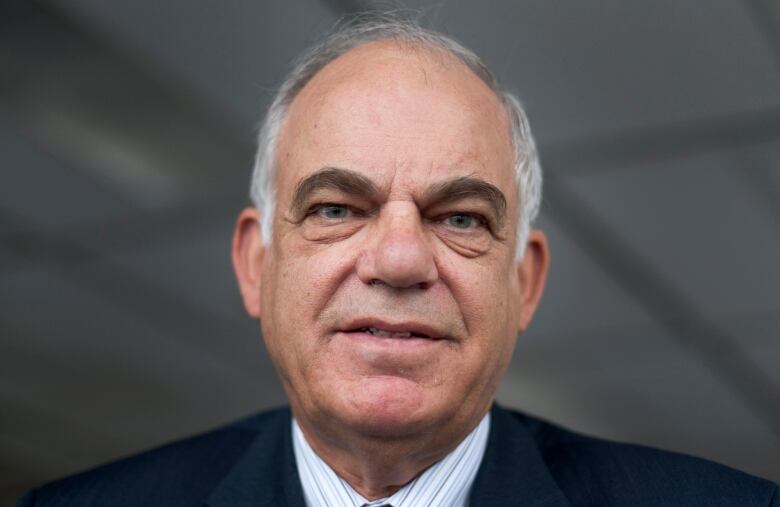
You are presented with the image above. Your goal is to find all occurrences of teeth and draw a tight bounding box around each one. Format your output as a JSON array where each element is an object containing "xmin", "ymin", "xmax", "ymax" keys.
[{"xmin": 362, "ymin": 327, "xmax": 412, "ymax": 338}]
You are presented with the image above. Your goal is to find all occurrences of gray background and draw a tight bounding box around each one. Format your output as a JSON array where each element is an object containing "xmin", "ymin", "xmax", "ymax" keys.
[{"xmin": 2, "ymin": 0, "xmax": 779, "ymax": 504}]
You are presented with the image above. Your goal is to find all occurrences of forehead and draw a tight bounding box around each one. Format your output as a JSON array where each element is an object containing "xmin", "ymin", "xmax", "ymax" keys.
[{"xmin": 275, "ymin": 40, "xmax": 515, "ymax": 198}]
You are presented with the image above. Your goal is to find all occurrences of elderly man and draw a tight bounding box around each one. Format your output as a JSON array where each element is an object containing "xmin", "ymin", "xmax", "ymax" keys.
[{"xmin": 20, "ymin": 15, "xmax": 778, "ymax": 507}]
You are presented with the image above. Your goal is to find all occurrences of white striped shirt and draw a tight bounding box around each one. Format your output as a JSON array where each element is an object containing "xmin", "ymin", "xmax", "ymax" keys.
[{"xmin": 292, "ymin": 413, "xmax": 490, "ymax": 507}]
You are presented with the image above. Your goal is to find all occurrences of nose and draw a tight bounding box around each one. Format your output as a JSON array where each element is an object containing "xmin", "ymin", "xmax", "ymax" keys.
[{"xmin": 356, "ymin": 203, "xmax": 438, "ymax": 289}]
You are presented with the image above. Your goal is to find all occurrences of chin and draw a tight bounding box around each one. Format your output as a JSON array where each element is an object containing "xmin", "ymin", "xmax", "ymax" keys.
[{"xmin": 331, "ymin": 376, "xmax": 448, "ymax": 438}]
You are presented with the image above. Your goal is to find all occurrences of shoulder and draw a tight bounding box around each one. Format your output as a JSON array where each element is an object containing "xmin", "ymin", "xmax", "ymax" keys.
[
  {"xmin": 18, "ymin": 407, "xmax": 291, "ymax": 507},
  {"xmin": 498, "ymin": 407, "xmax": 779, "ymax": 506}
]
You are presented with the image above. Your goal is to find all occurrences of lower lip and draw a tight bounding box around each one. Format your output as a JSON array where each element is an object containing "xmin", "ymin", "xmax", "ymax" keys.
[
  {"xmin": 336, "ymin": 331, "xmax": 446, "ymax": 350},
  {"xmin": 333, "ymin": 331, "xmax": 451, "ymax": 373}
]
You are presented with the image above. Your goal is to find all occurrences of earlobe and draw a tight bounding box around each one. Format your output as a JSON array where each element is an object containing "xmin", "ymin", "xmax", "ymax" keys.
[
  {"xmin": 516, "ymin": 229, "xmax": 550, "ymax": 333},
  {"xmin": 231, "ymin": 207, "xmax": 265, "ymax": 318}
]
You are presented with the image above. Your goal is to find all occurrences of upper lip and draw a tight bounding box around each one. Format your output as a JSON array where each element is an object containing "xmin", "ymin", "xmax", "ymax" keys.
[{"xmin": 339, "ymin": 318, "xmax": 446, "ymax": 340}]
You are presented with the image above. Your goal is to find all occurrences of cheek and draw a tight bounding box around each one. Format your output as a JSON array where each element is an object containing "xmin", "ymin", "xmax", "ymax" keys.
[
  {"xmin": 439, "ymin": 249, "xmax": 513, "ymax": 321},
  {"xmin": 262, "ymin": 236, "xmax": 361, "ymax": 361},
  {"xmin": 271, "ymin": 235, "xmax": 352, "ymax": 304},
  {"xmin": 440, "ymin": 254, "xmax": 518, "ymax": 370}
]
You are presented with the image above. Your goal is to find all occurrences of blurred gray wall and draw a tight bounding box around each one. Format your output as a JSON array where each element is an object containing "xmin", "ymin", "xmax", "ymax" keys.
[{"xmin": 2, "ymin": 0, "xmax": 779, "ymax": 504}]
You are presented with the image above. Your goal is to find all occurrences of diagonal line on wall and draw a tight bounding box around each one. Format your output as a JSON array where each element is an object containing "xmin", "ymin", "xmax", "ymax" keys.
[
  {"xmin": 543, "ymin": 172, "xmax": 780, "ymax": 440},
  {"xmin": 0, "ymin": 206, "xmax": 264, "ymax": 384},
  {"xmin": 541, "ymin": 107, "xmax": 780, "ymax": 177},
  {"xmin": 0, "ymin": 193, "xmax": 245, "ymax": 275}
]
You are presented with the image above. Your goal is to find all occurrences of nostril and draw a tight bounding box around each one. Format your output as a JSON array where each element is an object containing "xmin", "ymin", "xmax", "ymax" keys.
[{"xmin": 367, "ymin": 278, "xmax": 429, "ymax": 290}]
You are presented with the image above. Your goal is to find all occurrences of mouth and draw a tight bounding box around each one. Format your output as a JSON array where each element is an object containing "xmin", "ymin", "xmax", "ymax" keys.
[
  {"xmin": 334, "ymin": 320, "xmax": 452, "ymax": 369},
  {"xmin": 355, "ymin": 327, "xmax": 429, "ymax": 339},
  {"xmin": 339, "ymin": 320, "xmax": 446, "ymax": 341}
]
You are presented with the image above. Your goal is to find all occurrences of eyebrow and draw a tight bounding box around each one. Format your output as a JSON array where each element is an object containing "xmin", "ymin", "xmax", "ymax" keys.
[
  {"xmin": 423, "ymin": 175, "xmax": 507, "ymax": 227},
  {"xmin": 289, "ymin": 167, "xmax": 381, "ymax": 216}
]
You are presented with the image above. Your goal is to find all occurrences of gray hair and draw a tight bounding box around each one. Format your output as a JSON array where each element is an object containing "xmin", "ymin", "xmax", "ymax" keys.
[{"xmin": 249, "ymin": 14, "xmax": 542, "ymax": 259}]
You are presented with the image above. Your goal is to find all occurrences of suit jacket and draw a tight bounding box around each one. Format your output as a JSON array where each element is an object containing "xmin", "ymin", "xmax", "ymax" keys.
[{"xmin": 18, "ymin": 405, "xmax": 779, "ymax": 506}]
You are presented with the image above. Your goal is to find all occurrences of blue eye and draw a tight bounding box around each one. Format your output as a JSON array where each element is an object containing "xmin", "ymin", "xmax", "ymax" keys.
[
  {"xmin": 318, "ymin": 205, "xmax": 350, "ymax": 219},
  {"xmin": 445, "ymin": 214, "xmax": 478, "ymax": 229}
]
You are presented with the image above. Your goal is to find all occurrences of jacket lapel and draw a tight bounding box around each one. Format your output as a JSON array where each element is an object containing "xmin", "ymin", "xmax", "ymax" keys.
[
  {"xmin": 205, "ymin": 405, "xmax": 570, "ymax": 507},
  {"xmin": 205, "ymin": 409, "xmax": 306, "ymax": 507},
  {"xmin": 469, "ymin": 405, "xmax": 572, "ymax": 507}
]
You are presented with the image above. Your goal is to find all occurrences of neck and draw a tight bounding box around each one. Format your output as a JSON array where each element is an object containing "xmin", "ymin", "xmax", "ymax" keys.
[{"xmin": 294, "ymin": 409, "xmax": 489, "ymax": 500}]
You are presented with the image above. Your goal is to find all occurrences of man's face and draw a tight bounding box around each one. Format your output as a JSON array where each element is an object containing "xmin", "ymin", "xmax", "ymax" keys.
[{"xmin": 235, "ymin": 41, "xmax": 547, "ymax": 440}]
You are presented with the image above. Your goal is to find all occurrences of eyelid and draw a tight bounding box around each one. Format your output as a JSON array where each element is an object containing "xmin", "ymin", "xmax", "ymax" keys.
[
  {"xmin": 435, "ymin": 210, "xmax": 490, "ymax": 227},
  {"xmin": 306, "ymin": 202, "xmax": 373, "ymax": 219},
  {"xmin": 307, "ymin": 202, "xmax": 346, "ymax": 216},
  {"xmin": 307, "ymin": 202, "xmax": 344, "ymax": 212},
  {"xmin": 459, "ymin": 214, "xmax": 488, "ymax": 229}
]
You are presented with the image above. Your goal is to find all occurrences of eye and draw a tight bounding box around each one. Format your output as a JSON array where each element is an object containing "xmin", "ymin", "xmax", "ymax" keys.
[
  {"xmin": 314, "ymin": 204, "xmax": 352, "ymax": 220},
  {"xmin": 444, "ymin": 213, "xmax": 483, "ymax": 230}
]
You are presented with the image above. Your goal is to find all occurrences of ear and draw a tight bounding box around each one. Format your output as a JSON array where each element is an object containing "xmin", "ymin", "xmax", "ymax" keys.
[
  {"xmin": 516, "ymin": 229, "xmax": 550, "ymax": 333},
  {"xmin": 231, "ymin": 207, "xmax": 265, "ymax": 318}
]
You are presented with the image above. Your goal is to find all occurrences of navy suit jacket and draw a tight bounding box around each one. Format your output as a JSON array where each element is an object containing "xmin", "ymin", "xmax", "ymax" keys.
[{"xmin": 18, "ymin": 405, "xmax": 778, "ymax": 506}]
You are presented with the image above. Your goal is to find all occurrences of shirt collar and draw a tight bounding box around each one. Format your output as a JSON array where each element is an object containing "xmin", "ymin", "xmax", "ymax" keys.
[{"xmin": 292, "ymin": 413, "xmax": 491, "ymax": 507}]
